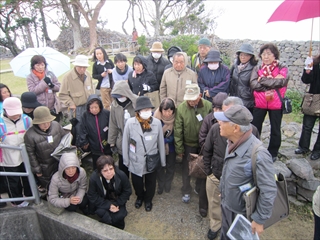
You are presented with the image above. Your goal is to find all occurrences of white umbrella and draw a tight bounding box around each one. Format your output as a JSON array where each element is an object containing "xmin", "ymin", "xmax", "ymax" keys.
[{"xmin": 10, "ymin": 47, "xmax": 71, "ymax": 78}]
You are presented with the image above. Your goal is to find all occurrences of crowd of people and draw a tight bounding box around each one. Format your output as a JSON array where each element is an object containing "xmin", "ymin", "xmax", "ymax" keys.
[{"xmin": 0, "ymin": 38, "xmax": 319, "ymax": 239}]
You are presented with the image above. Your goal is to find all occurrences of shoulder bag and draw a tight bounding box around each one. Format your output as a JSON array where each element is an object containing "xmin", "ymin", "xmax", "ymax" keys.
[
  {"xmin": 301, "ymin": 93, "xmax": 320, "ymax": 116},
  {"xmin": 140, "ymin": 136, "xmax": 161, "ymax": 173},
  {"xmin": 275, "ymin": 89, "xmax": 292, "ymax": 114},
  {"xmin": 188, "ymin": 146, "xmax": 207, "ymax": 179},
  {"xmin": 244, "ymin": 143, "xmax": 289, "ymax": 229}
]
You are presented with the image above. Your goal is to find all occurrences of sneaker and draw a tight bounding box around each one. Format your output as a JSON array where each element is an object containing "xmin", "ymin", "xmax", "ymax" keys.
[
  {"xmin": 13, "ymin": 201, "xmax": 29, "ymax": 208},
  {"xmin": 182, "ymin": 194, "xmax": 190, "ymax": 203}
]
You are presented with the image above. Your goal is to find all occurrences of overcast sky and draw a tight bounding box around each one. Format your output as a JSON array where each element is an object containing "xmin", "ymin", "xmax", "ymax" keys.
[{"xmin": 50, "ymin": 1, "xmax": 320, "ymax": 44}]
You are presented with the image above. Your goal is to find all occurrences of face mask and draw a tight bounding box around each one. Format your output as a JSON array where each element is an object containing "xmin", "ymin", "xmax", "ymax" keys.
[
  {"xmin": 152, "ymin": 53, "xmax": 162, "ymax": 59},
  {"xmin": 139, "ymin": 110, "xmax": 152, "ymax": 120},
  {"xmin": 117, "ymin": 97, "xmax": 127, "ymax": 102},
  {"xmin": 169, "ymin": 57, "xmax": 173, "ymax": 63},
  {"xmin": 208, "ymin": 63, "xmax": 219, "ymax": 70}
]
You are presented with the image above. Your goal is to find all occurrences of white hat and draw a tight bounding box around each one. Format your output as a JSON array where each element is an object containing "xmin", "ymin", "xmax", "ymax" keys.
[
  {"xmin": 3, "ymin": 97, "xmax": 23, "ymax": 116},
  {"xmin": 72, "ymin": 55, "xmax": 90, "ymax": 67}
]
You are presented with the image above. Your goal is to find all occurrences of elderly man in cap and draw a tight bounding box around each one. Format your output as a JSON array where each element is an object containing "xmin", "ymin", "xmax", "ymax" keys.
[
  {"xmin": 160, "ymin": 52, "xmax": 197, "ymax": 106},
  {"xmin": 174, "ymin": 84, "xmax": 211, "ymax": 204},
  {"xmin": 198, "ymin": 49, "xmax": 230, "ymax": 103},
  {"xmin": 59, "ymin": 55, "xmax": 94, "ymax": 122},
  {"xmin": 146, "ymin": 42, "xmax": 170, "ymax": 85},
  {"xmin": 191, "ymin": 38, "xmax": 212, "ymax": 74},
  {"xmin": 214, "ymin": 105, "xmax": 277, "ymax": 239}
]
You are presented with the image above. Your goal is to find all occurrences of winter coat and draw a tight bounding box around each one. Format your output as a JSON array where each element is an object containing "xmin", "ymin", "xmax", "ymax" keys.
[
  {"xmin": 301, "ymin": 57, "xmax": 320, "ymax": 94},
  {"xmin": 0, "ymin": 115, "xmax": 32, "ymax": 167},
  {"xmin": 87, "ymin": 167, "xmax": 132, "ymax": 209},
  {"xmin": 220, "ymin": 135, "xmax": 277, "ymax": 225},
  {"xmin": 198, "ymin": 112, "xmax": 217, "ymax": 147},
  {"xmin": 112, "ymin": 65, "xmax": 133, "ymax": 82},
  {"xmin": 122, "ymin": 117, "xmax": 166, "ymax": 177},
  {"xmin": 203, "ymin": 123, "xmax": 260, "ymax": 179},
  {"xmin": 250, "ymin": 61, "xmax": 289, "ymax": 110},
  {"xmin": 197, "ymin": 63, "xmax": 230, "ymax": 102},
  {"xmin": 108, "ymin": 81, "xmax": 138, "ymax": 155},
  {"xmin": 174, "ymin": 99, "xmax": 212, "ymax": 154},
  {"xmin": 229, "ymin": 62, "xmax": 256, "ymax": 109},
  {"xmin": 160, "ymin": 53, "xmax": 197, "ymax": 106},
  {"xmin": 313, "ymin": 185, "xmax": 320, "ymax": 217},
  {"xmin": 146, "ymin": 54, "xmax": 170, "ymax": 85},
  {"xmin": 128, "ymin": 55, "xmax": 159, "ymax": 96},
  {"xmin": 59, "ymin": 68, "xmax": 94, "ymax": 107},
  {"xmin": 48, "ymin": 152, "xmax": 87, "ymax": 208},
  {"xmin": 26, "ymin": 70, "xmax": 60, "ymax": 110},
  {"xmin": 24, "ymin": 121, "xmax": 67, "ymax": 178},
  {"xmin": 78, "ymin": 95, "xmax": 112, "ymax": 155},
  {"xmin": 92, "ymin": 59, "xmax": 115, "ymax": 90}
]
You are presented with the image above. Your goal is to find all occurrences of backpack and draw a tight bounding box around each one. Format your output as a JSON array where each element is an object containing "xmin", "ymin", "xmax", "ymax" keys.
[{"xmin": 0, "ymin": 114, "xmax": 31, "ymax": 143}]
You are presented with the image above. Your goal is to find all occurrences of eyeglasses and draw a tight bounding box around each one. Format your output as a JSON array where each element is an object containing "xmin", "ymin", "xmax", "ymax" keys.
[{"xmin": 261, "ymin": 52, "xmax": 274, "ymax": 57}]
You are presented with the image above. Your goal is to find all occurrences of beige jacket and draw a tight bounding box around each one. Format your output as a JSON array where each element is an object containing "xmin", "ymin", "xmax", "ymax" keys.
[
  {"xmin": 59, "ymin": 68, "xmax": 94, "ymax": 107},
  {"xmin": 160, "ymin": 52, "xmax": 197, "ymax": 106}
]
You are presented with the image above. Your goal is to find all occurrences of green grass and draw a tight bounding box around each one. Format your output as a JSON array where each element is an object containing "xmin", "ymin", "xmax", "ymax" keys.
[{"xmin": 0, "ymin": 56, "xmax": 134, "ymax": 95}]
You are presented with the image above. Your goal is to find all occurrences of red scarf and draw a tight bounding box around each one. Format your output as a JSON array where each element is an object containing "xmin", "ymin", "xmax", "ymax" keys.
[
  {"xmin": 63, "ymin": 170, "xmax": 79, "ymax": 183},
  {"xmin": 32, "ymin": 69, "xmax": 45, "ymax": 80},
  {"xmin": 261, "ymin": 60, "xmax": 278, "ymax": 77}
]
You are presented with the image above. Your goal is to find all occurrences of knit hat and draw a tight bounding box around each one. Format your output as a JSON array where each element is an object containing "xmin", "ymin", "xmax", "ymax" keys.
[
  {"xmin": 167, "ymin": 46, "xmax": 182, "ymax": 58},
  {"xmin": 3, "ymin": 97, "xmax": 23, "ymax": 116},
  {"xmin": 214, "ymin": 105, "xmax": 253, "ymax": 126},
  {"xmin": 204, "ymin": 50, "xmax": 221, "ymax": 62},
  {"xmin": 150, "ymin": 42, "xmax": 164, "ymax": 52},
  {"xmin": 236, "ymin": 43, "xmax": 255, "ymax": 55},
  {"xmin": 72, "ymin": 55, "xmax": 90, "ymax": 67},
  {"xmin": 135, "ymin": 96, "xmax": 154, "ymax": 112},
  {"xmin": 198, "ymin": 38, "xmax": 211, "ymax": 47},
  {"xmin": 32, "ymin": 106, "xmax": 56, "ymax": 124},
  {"xmin": 183, "ymin": 84, "xmax": 200, "ymax": 101},
  {"xmin": 212, "ymin": 92, "xmax": 228, "ymax": 109},
  {"xmin": 21, "ymin": 92, "xmax": 42, "ymax": 108}
]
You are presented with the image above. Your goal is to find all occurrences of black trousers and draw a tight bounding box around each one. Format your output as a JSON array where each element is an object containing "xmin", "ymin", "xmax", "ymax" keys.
[
  {"xmin": 0, "ymin": 163, "xmax": 32, "ymax": 205},
  {"xmin": 65, "ymin": 193, "xmax": 89, "ymax": 212},
  {"xmin": 118, "ymin": 154, "xmax": 129, "ymax": 179},
  {"xmin": 314, "ymin": 211, "xmax": 320, "ymax": 240},
  {"xmin": 157, "ymin": 151, "xmax": 176, "ymax": 192},
  {"xmin": 181, "ymin": 145, "xmax": 199, "ymax": 195},
  {"xmin": 197, "ymin": 178, "xmax": 208, "ymax": 211},
  {"xmin": 252, "ymin": 108, "xmax": 283, "ymax": 158},
  {"xmin": 96, "ymin": 205, "xmax": 127, "ymax": 229},
  {"xmin": 131, "ymin": 171, "xmax": 157, "ymax": 203},
  {"xmin": 298, "ymin": 114, "xmax": 320, "ymax": 152}
]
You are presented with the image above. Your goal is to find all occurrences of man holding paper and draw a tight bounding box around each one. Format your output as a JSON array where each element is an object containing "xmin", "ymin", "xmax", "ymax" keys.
[{"xmin": 214, "ymin": 105, "xmax": 277, "ymax": 239}]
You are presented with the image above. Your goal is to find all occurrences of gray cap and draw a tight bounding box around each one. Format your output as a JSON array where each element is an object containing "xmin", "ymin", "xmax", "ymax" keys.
[
  {"xmin": 183, "ymin": 84, "xmax": 200, "ymax": 101},
  {"xmin": 135, "ymin": 96, "xmax": 154, "ymax": 112},
  {"xmin": 204, "ymin": 50, "xmax": 221, "ymax": 62},
  {"xmin": 214, "ymin": 105, "xmax": 253, "ymax": 126},
  {"xmin": 236, "ymin": 43, "xmax": 254, "ymax": 55}
]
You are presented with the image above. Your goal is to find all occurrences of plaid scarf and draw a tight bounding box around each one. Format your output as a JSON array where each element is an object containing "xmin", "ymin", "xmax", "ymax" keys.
[{"xmin": 261, "ymin": 60, "xmax": 278, "ymax": 77}]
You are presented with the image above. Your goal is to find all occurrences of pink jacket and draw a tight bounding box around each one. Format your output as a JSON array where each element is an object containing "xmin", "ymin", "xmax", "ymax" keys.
[{"xmin": 250, "ymin": 62, "xmax": 289, "ymax": 110}]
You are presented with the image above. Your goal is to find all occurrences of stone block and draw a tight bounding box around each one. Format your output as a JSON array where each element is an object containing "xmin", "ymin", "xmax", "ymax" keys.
[
  {"xmin": 297, "ymin": 178, "xmax": 320, "ymax": 191},
  {"xmin": 289, "ymin": 158, "xmax": 314, "ymax": 180},
  {"xmin": 297, "ymin": 185, "xmax": 315, "ymax": 202},
  {"xmin": 286, "ymin": 178, "xmax": 297, "ymax": 196},
  {"xmin": 274, "ymin": 161, "xmax": 292, "ymax": 178}
]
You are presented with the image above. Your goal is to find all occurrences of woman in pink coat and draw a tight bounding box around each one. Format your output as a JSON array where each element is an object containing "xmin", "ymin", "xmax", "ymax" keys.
[{"xmin": 250, "ymin": 43, "xmax": 289, "ymax": 162}]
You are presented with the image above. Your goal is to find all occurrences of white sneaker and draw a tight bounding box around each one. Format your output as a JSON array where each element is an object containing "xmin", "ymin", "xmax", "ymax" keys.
[
  {"xmin": 182, "ymin": 194, "xmax": 190, "ymax": 203},
  {"xmin": 17, "ymin": 201, "xmax": 29, "ymax": 207}
]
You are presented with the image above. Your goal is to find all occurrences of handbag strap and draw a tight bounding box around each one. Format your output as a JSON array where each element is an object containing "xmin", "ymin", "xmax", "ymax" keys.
[
  {"xmin": 140, "ymin": 136, "xmax": 148, "ymax": 155},
  {"xmin": 275, "ymin": 89, "xmax": 283, "ymax": 102},
  {"xmin": 251, "ymin": 142, "xmax": 263, "ymax": 187}
]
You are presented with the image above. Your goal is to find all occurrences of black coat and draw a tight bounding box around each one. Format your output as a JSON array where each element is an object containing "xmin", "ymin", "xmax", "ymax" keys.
[
  {"xmin": 92, "ymin": 60, "xmax": 115, "ymax": 90},
  {"xmin": 87, "ymin": 167, "xmax": 132, "ymax": 209},
  {"xmin": 146, "ymin": 55, "xmax": 170, "ymax": 85},
  {"xmin": 301, "ymin": 57, "xmax": 320, "ymax": 94}
]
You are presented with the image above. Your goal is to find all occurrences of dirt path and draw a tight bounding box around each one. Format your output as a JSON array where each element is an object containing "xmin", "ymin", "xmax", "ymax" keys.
[{"xmin": 82, "ymin": 158, "xmax": 314, "ymax": 239}]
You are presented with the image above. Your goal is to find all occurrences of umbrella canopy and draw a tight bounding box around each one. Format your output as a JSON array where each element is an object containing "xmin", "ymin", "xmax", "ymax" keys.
[
  {"xmin": 267, "ymin": 0, "xmax": 320, "ymax": 23},
  {"xmin": 10, "ymin": 47, "xmax": 70, "ymax": 78}
]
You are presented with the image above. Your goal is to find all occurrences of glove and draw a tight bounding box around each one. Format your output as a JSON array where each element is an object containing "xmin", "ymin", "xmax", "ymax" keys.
[
  {"xmin": 111, "ymin": 146, "xmax": 118, "ymax": 154},
  {"xmin": 304, "ymin": 56, "xmax": 313, "ymax": 70},
  {"xmin": 44, "ymin": 76, "xmax": 55, "ymax": 88},
  {"xmin": 142, "ymin": 84, "xmax": 151, "ymax": 91}
]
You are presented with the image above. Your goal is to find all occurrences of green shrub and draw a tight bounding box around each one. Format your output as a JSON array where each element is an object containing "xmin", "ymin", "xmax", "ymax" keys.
[
  {"xmin": 137, "ymin": 35, "xmax": 148, "ymax": 56},
  {"xmin": 163, "ymin": 35, "xmax": 199, "ymax": 57},
  {"xmin": 285, "ymin": 89, "xmax": 303, "ymax": 122}
]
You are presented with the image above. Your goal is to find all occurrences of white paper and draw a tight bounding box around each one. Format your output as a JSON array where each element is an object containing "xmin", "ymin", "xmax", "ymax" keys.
[{"xmin": 227, "ymin": 214, "xmax": 259, "ymax": 240}]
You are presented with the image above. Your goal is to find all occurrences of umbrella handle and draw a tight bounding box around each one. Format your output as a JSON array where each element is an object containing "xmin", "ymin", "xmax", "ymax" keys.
[{"xmin": 309, "ymin": 18, "xmax": 314, "ymax": 57}]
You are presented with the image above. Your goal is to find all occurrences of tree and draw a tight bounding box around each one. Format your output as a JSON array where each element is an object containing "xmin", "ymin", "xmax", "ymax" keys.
[{"xmin": 71, "ymin": 0, "xmax": 106, "ymax": 52}]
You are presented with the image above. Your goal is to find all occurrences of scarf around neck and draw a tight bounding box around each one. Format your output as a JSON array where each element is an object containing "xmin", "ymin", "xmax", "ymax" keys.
[
  {"xmin": 63, "ymin": 169, "xmax": 79, "ymax": 183},
  {"xmin": 228, "ymin": 128, "xmax": 252, "ymax": 154},
  {"xmin": 116, "ymin": 65, "xmax": 129, "ymax": 75},
  {"xmin": 32, "ymin": 69, "xmax": 45, "ymax": 80},
  {"xmin": 261, "ymin": 60, "xmax": 278, "ymax": 77},
  {"xmin": 136, "ymin": 112, "xmax": 152, "ymax": 132},
  {"xmin": 153, "ymin": 108, "xmax": 175, "ymax": 137}
]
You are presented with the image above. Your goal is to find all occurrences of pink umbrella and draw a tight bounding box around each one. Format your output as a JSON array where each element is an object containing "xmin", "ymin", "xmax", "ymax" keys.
[{"xmin": 267, "ymin": 0, "xmax": 320, "ymax": 56}]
